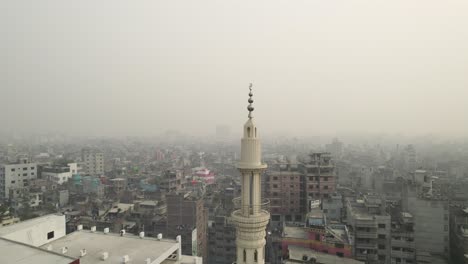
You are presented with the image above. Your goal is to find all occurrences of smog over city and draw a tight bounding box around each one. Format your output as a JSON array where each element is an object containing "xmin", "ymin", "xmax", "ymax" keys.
[{"xmin": 1, "ymin": 1, "xmax": 468, "ymax": 264}]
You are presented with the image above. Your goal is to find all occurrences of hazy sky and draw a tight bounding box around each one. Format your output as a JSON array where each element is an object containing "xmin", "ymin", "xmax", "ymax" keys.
[{"xmin": 2, "ymin": 1, "xmax": 468, "ymax": 137}]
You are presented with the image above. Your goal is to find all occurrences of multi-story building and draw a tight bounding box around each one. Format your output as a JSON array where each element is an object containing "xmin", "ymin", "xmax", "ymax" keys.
[
  {"xmin": 40, "ymin": 163, "xmax": 77, "ymax": 185},
  {"xmin": 322, "ymin": 193, "xmax": 343, "ymax": 222},
  {"xmin": 160, "ymin": 170, "xmax": 184, "ymax": 192},
  {"xmin": 346, "ymin": 194, "xmax": 391, "ymax": 264},
  {"xmin": 265, "ymin": 153, "xmax": 338, "ymax": 224},
  {"xmin": 390, "ymin": 212, "xmax": 416, "ymax": 264},
  {"xmin": 303, "ymin": 153, "xmax": 336, "ymax": 202},
  {"xmin": 207, "ymin": 214, "xmax": 236, "ymax": 264},
  {"xmin": 266, "ymin": 162, "xmax": 304, "ymax": 223},
  {"xmin": 449, "ymin": 206, "xmax": 468, "ymax": 264},
  {"xmin": 0, "ymin": 158, "xmax": 37, "ymax": 199},
  {"xmin": 402, "ymin": 177, "xmax": 449, "ymax": 259},
  {"xmin": 81, "ymin": 148, "xmax": 104, "ymax": 176},
  {"xmin": 166, "ymin": 192, "xmax": 207, "ymax": 261}
]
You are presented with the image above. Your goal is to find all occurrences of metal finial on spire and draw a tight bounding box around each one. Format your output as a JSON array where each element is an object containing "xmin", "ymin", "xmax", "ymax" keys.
[{"xmin": 247, "ymin": 83, "xmax": 254, "ymax": 118}]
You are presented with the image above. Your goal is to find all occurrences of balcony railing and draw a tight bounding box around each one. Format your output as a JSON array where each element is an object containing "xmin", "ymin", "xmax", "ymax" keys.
[
  {"xmin": 232, "ymin": 197, "xmax": 270, "ymax": 215},
  {"xmin": 356, "ymin": 231, "xmax": 378, "ymax": 239}
]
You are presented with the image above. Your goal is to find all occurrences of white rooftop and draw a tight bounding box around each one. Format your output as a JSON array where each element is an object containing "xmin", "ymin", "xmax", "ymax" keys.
[
  {"xmin": 0, "ymin": 237, "xmax": 75, "ymax": 264},
  {"xmin": 0, "ymin": 214, "xmax": 64, "ymax": 236},
  {"xmin": 40, "ymin": 230, "xmax": 200, "ymax": 264}
]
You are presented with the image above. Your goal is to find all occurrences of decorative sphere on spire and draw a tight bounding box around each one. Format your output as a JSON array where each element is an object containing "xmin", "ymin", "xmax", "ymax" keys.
[{"xmin": 248, "ymin": 83, "xmax": 254, "ymax": 119}]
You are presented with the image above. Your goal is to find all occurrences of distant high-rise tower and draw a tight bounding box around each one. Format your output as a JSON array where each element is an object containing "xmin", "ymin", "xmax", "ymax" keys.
[{"xmin": 231, "ymin": 84, "xmax": 270, "ymax": 264}]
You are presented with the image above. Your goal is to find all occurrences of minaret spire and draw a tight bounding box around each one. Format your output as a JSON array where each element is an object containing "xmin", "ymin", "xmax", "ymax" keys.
[
  {"xmin": 248, "ymin": 83, "xmax": 254, "ymax": 119},
  {"xmin": 232, "ymin": 84, "xmax": 270, "ymax": 264}
]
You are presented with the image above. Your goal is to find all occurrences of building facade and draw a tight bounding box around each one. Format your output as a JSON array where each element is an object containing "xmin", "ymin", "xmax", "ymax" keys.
[
  {"xmin": 346, "ymin": 194, "xmax": 391, "ymax": 264},
  {"xmin": 0, "ymin": 158, "xmax": 37, "ymax": 199},
  {"xmin": 41, "ymin": 163, "xmax": 77, "ymax": 185},
  {"xmin": 81, "ymin": 148, "xmax": 104, "ymax": 176},
  {"xmin": 166, "ymin": 192, "xmax": 207, "ymax": 261}
]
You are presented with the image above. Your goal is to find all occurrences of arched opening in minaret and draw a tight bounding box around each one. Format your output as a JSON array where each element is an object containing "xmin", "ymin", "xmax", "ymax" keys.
[
  {"xmin": 243, "ymin": 250, "xmax": 246, "ymax": 262},
  {"xmin": 254, "ymin": 250, "xmax": 258, "ymax": 262},
  {"xmin": 255, "ymin": 127, "xmax": 257, "ymax": 138},
  {"xmin": 247, "ymin": 127, "xmax": 251, "ymax": 137}
]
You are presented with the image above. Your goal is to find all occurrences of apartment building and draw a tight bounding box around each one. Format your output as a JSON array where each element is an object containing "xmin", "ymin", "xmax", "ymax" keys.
[
  {"xmin": 303, "ymin": 153, "xmax": 336, "ymax": 201},
  {"xmin": 81, "ymin": 148, "xmax": 104, "ymax": 176},
  {"xmin": 449, "ymin": 206, "xmax": 468, "ymax": 264},
  {"xmin": 266, "ymin": 162, "xmax": 303, "ymax": 223},
  {"xmin": 346, "ymin": 194, "xmax": 391, "ymax": 264},
  {"xmin": 402, "ymin": 176, "xmax": 449, "ymax": 259},
  {"xmin": 265, "ymin": 153, "xmax": 338, "ymax": 224},
  {"xmin": 390, "ymin": 212, "xmax": 416, "ymax": 264},
  {"xmin": 41, "ymin": 163, "xmax": 77, "ymax": 185},
  {"xmin": 166, "ymin": 192, "xmax": 207, "ymax": 261},
  {"xmin": 207, "ymin": 214, "xmax": 236, "ymax": 264},
  {"xmin": 0, "ymin": 158, "xmax": 37, "ymax": 199}
]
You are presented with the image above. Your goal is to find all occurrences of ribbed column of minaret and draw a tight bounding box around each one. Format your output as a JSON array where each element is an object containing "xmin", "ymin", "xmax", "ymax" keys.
[{"xmin": 231, "ymin": 85, "xmax": 270, "ymax": 264}]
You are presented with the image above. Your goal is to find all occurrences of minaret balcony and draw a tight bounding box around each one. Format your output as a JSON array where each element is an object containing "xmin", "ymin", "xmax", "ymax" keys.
[{"xmin": 232, "ymin": 197, "xmax": 270, "ymax": 214}]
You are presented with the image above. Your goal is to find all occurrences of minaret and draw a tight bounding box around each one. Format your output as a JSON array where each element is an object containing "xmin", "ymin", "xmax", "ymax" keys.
[{"xmin": 232, "ymin": 84, "xmax": 270, "ymax": 264}]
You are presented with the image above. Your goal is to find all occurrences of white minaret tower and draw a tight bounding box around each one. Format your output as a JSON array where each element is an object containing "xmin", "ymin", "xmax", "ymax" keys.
[{"xmin": 232, "ymin": 84, "xmax": 270, "ymax": 264}]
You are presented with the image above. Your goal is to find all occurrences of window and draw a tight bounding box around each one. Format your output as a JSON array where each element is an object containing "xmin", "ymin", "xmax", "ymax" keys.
[
  {"xmin": 324, "ymin": 186, "xmax": 329, "ymax": 190},
  {"xmin": 444, "ymin": 225, "xmax": 448, "ymax": 231},
  {"xmin": 378, "ymin": 234, "xmax": 386, "ymax": 239},
  {"xmin": 254, "ymin": 250, "xmax": 258, "ymax": 262},
  {"xmin": 323, "ymin": 177, "xmax": 328, "ymax": 181},
  {"xmin": 30, "ymin": 167, "xmax": 35, "ymax": 170},
  {"xmin": 378, "ymin": 224, "xmax": 386, "ymax": 228},
  {"xmin": 378, "ymin": 255, "xmax": 386, "ymax": 261},
  {"xmin": 243, "ymin": 250, "xmax": 246, "ymax": 262},
  {"xmin": 47, "ymin": 231, "xmax": 54, "ymax": 240},
  {"xmin": 11, "ymin": 180, "xmax": 15, "ymax": 184},
  {"xmin": 315, "ymin": 234, "xmax": 320, "ymax": 241},
  {"xmin": 378, "ymin": 244, "xmax": 385, "ymax": 250},
  {"xmin": 273, "ymin": 177, "xmax": 278, "ymax": 181},
  {"xmin": 23, "ymin": 173, "xmax": 27, "ymax": 176},
  {"xmin": 23, "ymin": 167, "xmax": 27, "ymax": 170},
  {"xmin": 336, "ymin": 252, "xmax": 344, "ymax": 258},
  {"xmin": 11, "ymin": 168, "xmax": 15, "ymax": 172},
  {"xmin": 273, "ymin": 184, "xmax": 278, "ymax": 188}
]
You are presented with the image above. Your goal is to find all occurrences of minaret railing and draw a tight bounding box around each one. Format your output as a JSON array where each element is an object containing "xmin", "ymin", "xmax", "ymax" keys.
[{"xmin": 232, "ymin": 197, "xmax": 270, "ymax": 216}]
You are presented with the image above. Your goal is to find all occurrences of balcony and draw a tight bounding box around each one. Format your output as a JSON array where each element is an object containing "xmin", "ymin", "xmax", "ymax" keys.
[
  {"xmin": 391, "ymin": 250, "xmax": 415, "ymax": 259},
  {"xmin": 356, "ymin": 231, "xmax": 378, "ymax": 239},
  {"xmin": 355, "ymin": 219, "xmax": 377, "ymax": 228},
  {"xmin": 231, "ymin": 197, "xmax": 270, "ymax": 229},
  {"xmin": 232, "ymin": 197, "xmax": 270, "ymax": 214},
  {"xmin": 391, "ymin": 239, "xmax": 414, "ymax": 248},
  {"xmin": 356, "ymin": 243, "xmax": 377, "ymax": 250},
  {"xmin": 355, "ymin": 253, "xmax": 378, "ymax": 261}
]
